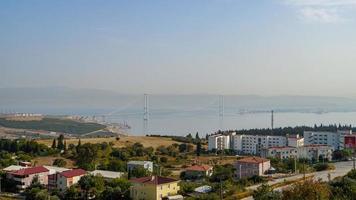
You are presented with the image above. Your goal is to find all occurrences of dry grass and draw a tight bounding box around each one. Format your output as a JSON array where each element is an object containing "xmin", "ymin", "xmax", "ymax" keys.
[
  {"xmin": 36, "ymin": 136, "xmax": 182, "ymax": 149},
  {"xmin": 32, "ymin": 156, "xmax": 75, "ymax": 168}
]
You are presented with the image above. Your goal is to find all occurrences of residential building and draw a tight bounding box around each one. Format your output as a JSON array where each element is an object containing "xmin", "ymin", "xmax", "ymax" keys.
[
  {"xmin": 184, "ymin": 165, "xmax": 213, "ymax": 179},
  {"xmin": 130, "ymin": 176, "xmax": 180, "ymax": 200},
  {"xmin": 232, "ymin": 134, "xmax": 287, "ymax": 154},
  {"xmin": 304, "ymin": 130, "xmax": 351, "ymax": 150},
  {"xmin": 56, "ymin": 169, "xmax": 86, "ymax": 192},
  {"xmin": 234, "ymin": 157, "xmax": 270, "ymax": 179},
  {"xmin": 208, "ymin": 134, "xmax": 230, "ymax": 151},
  {"xmin": 344, "ymin": 134, "xmax": 356, "ymax": 151},
  {"xmin": 7, "ymin": 166, "xmax": 49, "ymax": 190},
  {"xmin": 89, "ymin": 170, "xmax": 125, "ymax": 180},
  {"xmin": 261, "ymin": 146, "xmax": 298, "ymax": 159},
  {"xmin": 298, "ymin": 145, "xmax": 333, "ymax": 161},
  {"xmin": 127, "ymin": 161, "xmax": 154, "ymax": 173},
  {"xmin": 44, "ymin": 166, "xmax": 69, "ymax": 190},
  {"xmin": 287, "ymin": 134, "xmax": 304, "ymax": 147}
]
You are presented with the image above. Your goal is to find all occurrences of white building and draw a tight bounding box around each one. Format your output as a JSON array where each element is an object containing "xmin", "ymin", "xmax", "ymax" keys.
[
  {"xmin": 232, "ymin": 134, "xmax": 287, "ymax": 154},
  {"xmin": 287, "ymin": 134, "xmax": 304, "ymax": 147},
  {"xmin": 261, "ymin": 145, "xmax": 333, "ymax": 161},
  {"xmin": 208, "ymin": 134, "xmax": 231, "ymax": 151},
  {"xmin": 298, "ymin": 145, "xmax": 333, "ymax": 161},
  {"xmin": 304, "ymin": 130, "xmax": 351, "ymax": 150},
  {"xmin": 89, "ymin": 170, "xmax": 125, "ymax": 180},
  {"xmin": 127, "ymin": 161, "xmax": 154, "ymax": 173},
  {"xmin": 261, "ymin": 146, "xmax": 298, "ymax": 159}
]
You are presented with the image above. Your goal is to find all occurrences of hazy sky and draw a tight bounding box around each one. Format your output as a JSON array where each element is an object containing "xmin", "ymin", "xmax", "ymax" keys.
[{"xmin": 1, "ymin": 0, "xmax": 356, "ymax": 96}]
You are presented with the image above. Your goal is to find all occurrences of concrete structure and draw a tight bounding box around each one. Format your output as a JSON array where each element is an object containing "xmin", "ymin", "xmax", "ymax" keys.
[
  {"xmin": 56, "ymin": 169, "xmax": 86, "ymax": 192},
  {"xmin": 89, "ymin": 170, "xmax": 125, "ymax": 180},
  {"xmin": 298, "ymin": 145, "xmax": 333, "ymax": 161},
  {"xmin": 232, "ymin": 134, "xmax": 287, "ymax": 154},
  {"xmin": 287, "ymin": 134, "xmax": 304, "ymax": 147},
  {"xmin": 261, "ymin": 146, "xmax": 298, "ymax": 159},
  {"xmin": 234, "ymin": 157, "xmax": 270, "ymax": 179},
  {"xmin": 208, "ymin": 134, "xmax": 230, "ymax": 151},
  {"xmin": 7, "ymin": 166, "xmax": 49, "ymax": 190},
  {"xmin": 184, "ymin": 165, "xmax": 213, "ymax": 179},
  {"xmin": 127, "ymin": 161, "xmax": 154, "ymax": 173},
  {"xmin": 130, "ymin": 176, "xmax": 180, "ymax": 200},
  {"xmin": 304, "ymin": 130, "xmax": 351, "ymax": 150}
]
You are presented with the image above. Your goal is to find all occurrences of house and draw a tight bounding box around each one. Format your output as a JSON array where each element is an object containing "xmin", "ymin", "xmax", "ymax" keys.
[
  {"xmin": 6, "ymin": 166, "xmax": 49, "ymax": 190},
  {"xmin": 130, "ymin": 176, "xmax": 180, "ymax": 200},
  {"xmin": 127, "ymin": 161, "xmax": 154, "ymax": 173},
  {"xmin": 44, "ymin": 165, "xmax": 70, "ymax": 190},
  {"xmin": 56, "ymin": 169, "xmax": 86, "ymax": 192},
  {"xmin": 89, "ymin": 170, "xmax": 125, "ymax": 180},
  {"xmin": 184, "ymin": 165, "xmax": 213, "ymax": 179},
  {"xmin": 234, "ymin": 157, "xmax": 270, "ymax": 179},
  {"xmin": 2, "ymin": 165, "xmax": 28, "ymax": 172}
]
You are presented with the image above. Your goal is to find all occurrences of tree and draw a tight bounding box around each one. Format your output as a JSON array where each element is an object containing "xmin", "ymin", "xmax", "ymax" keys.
[
  {"xmin": 195, "ymin": 132, "xmax": 200, "ymax": 140},
  {"xmin": 51, "ymin": 139, "xmax": 56, "ymax": 149},
  {"xmin": 78, "ymin": 175, "xmax": 105, "ymax": 199},
  {"xmin": 57, "ymin": 135, "xmax": 64, "ymax": 150},
  {"xmin": 130, "ymin": 166, "xmax": 150, "ymax": 178},
  {"xmin": 281, "ymin": 180, "xmax": 331, "ymax": 200},
  {"xmin": 63, "ymin": 140, "xmax": 67, "ymax": 151},
  {"xmin": 53, "ymin": 158, "xmax": 67, "ymax": 167},
  {"xmin": 101, "ymin": 178, "xmax": 132, "ymax": 200},
  {"xmin": 253, "ymin": 184, "xmax": 282, "ymax": 200},
  {"xmin": 196, "ymin": 142, "xmax": 202, "ymax": 157}
]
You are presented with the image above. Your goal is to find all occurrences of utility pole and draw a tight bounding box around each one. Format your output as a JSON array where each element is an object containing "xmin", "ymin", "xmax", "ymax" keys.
[
  {"xmin": 294, "ymin": 156, "xmax": 297, "ymax": 174},
  {"xmin": 271, "ymin": 110, "xmax": 274, "ymax": 135},
  {"xmin": 220, "ymin": 177, "xmax": 223, "ymax": 200},
  {"xmin": 219, "ymin": 95, "xmax": 224, "ymax": 130}
]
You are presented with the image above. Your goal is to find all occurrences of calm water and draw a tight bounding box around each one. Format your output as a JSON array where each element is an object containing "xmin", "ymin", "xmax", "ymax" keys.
[{"xmin": 106, "ymin": 111, "xmax": 356, "ymax": 136}]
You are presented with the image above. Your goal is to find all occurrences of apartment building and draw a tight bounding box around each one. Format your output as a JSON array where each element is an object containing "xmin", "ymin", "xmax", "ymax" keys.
[
  {"xmin": 56, "ymin": 169, "xmax": 86, "ymax": 192},
  {"xmin": 130, "ymin": 176, "xmax": 180, "ymax": 200},
  {"xmin": 344, "ymin": 134, "xmax": 356, "ymax": 150},
  {"xmin": 304, "ymin": 130, "xmax": 351, "ymax": 150},
  {"xmin": 6, "ymin": 166, "xmax": 49, "ymax": 190},
  {"xmin": 232, "ymin": 134, "xmax": 287, "ymax": 154},
  {"xmin": 287, "ymin": 134, "xmax": 304, "ymax": 147},
  {"xmin": 234, "ymin": 157, "xmax": 270, "ymax": 179},
  {"xmin": 208, "ymin": 134, "xmax": 231, "ymax": 151},
  {"xmin": 261, "ymin": 146, "xmax": 298, "ymax": 159},
  {"xmin": 298, "ymin": 145, "xmax": 333, "ymax": 161}
]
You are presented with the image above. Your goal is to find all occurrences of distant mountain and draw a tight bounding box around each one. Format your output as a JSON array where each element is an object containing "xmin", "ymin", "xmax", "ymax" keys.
[{"xmin": 1, "ymin": 87, "xmax": 356, "ymax": 115}]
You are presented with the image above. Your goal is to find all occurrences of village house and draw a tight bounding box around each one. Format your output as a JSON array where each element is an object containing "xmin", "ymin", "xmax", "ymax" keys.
[
  {"xmin": 6, "ymin": 166, "xmax": 50, "ymax": 190},
  {"xmin": 184, "ymin": 165, "xmax": 213, "ymax": 179},
  {"xmin": 234, "ymin": 157, "xmax": 270, "ymax": 179},
  {"xmin": 130, "ymin": 176, "xmax": 180, "ymax": 200}
]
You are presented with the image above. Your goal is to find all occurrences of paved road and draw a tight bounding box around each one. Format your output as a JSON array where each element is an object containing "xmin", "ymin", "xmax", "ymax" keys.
[{"xmin": 242, "ymin": 161, "xmax": 355, "ymax": 200}]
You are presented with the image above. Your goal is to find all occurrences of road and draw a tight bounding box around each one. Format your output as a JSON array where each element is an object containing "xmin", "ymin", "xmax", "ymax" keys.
[{"xmin": 242, "ymin": 161, "xmax": 355, "ymax": 200}]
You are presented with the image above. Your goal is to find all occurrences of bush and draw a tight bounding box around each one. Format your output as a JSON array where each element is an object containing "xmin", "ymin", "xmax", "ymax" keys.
[
  {"xmin": 160, "ymin": 157, "xmax": 168, "ymax": 163},
  {"xmin": 313, "ymin": 163, "xmax": 334, "ymax": 172},
  {"xmin": 53, "ymin": 158, "xmax": 67, "ymax": 167}
]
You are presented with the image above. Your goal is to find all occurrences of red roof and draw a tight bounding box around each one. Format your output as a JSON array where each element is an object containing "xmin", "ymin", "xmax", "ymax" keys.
[
  {"xmin": 9, "ymin": 166, "xmax": 49, "ymax": 176},
  {"xmin": 130, "ymin": 176, "xmax": 178, "ymax": 185},
  {"xmin": 60, "ymin": 169, "xmax": 86, "ymax": 178},
  {"xmin": 303, "ymin": 144, "xmax": 330, "ymax": 148},
  {"xmin": 237, "ymin": 157, "xmax": 269, "ymax": 164},
  {"xmin": 185, "ymin": 165, "xmax": 212, "ymax": 172}
]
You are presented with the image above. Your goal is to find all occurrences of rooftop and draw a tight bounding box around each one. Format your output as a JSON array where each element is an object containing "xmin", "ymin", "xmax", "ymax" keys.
[
  {"xmin": 127, "ymin": 161, "xmax": 152, "ymax": 165},
  {"xmin": 89, "ymin": 170, "xmax": 124, "ymax": 179},
  {"xmin": 2, "ymin": 165, "xmax": 28, "ymax": 172},
  {"xmin": 130, "ymin": 176, "xmax": 178, "ymax": 185},
  {"xmin": 9, "ymin": 166, "xmax": 49, "ymax": 176},
  {"xmin": 59, "ymin": 169, "xmax": 86, "ymax": 178},
  {"xmin": 237, "ymin": 157, "xmax": 269, "ymax": 164},
  {"xmin": 185, "ymin": 165, "xmax": 212, "ymax": 172}
]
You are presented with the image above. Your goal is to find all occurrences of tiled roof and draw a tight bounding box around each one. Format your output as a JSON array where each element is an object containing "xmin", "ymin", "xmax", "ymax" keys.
[
  {"xmin": 185, "ymin": 165, "xmax": 212, "ymax": 172},
  {"xmin": 237, "ymin": 157, "xmax": 269, "ymax": 164},
  {"xmin": 130, "ymin": 176, "xmax": 178, "ymax": 185},
  {"xmin": 9, "ymin": 166, "xmax": 49, "ymax": 176},
  {"xmin": 60, "ymin": 169, "xmax": 86, "ymax": 178}
]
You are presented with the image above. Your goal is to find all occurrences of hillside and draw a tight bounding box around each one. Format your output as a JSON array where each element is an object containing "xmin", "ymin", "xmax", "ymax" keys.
[{"xmin": 0, "ymin": 117, "xmax": 105, "ymax": 135}]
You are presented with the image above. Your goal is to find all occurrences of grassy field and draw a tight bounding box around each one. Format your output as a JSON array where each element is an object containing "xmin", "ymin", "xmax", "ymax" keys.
[
  {"xmin": 0, "ymin": 117, "xmax": 105, "ymax": 135},
  {"xmin": 33, "ymin": 156, "xmax": 75, "ymax": 168},
  {"xmin": 36, "ymin": 136, "xmax": 183, "ymax": 149}
]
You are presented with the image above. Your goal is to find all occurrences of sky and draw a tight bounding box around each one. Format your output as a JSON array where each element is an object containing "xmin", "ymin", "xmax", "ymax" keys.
[{"xmin": 1, "ymin": 0, "xmax": 356, "ymax": 96}]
